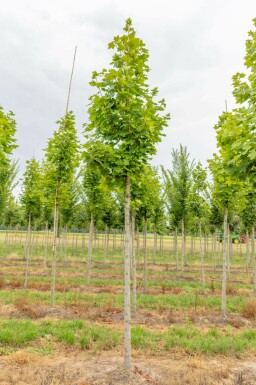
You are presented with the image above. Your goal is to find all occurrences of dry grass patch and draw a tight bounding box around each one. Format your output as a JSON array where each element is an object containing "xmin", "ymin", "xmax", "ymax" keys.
[
  {"xmin": 243, "ymin": 297, "xmax": 256, "ymax": 319},
  {"xmin": 226, "ymin": 285, "xmax": 238, "ymax": 296},
  {"xmin": 0, "ymin": 276, "xmax": 5, "ymax": 289},
  {"xmin": 4, "ymin": 350, "xmax": 39, "ymax": 365}
]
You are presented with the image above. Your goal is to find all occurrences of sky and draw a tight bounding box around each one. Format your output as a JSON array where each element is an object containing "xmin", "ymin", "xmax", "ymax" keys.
[{"xmin": 1, "ymin": 0, "xmax": 256, "ymax": 181}]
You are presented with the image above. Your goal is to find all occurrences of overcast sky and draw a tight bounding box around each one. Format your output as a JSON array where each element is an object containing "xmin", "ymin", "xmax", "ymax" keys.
[{"xmin": 1, "ymin": 0, "xmax": 256, "ymax": 180}]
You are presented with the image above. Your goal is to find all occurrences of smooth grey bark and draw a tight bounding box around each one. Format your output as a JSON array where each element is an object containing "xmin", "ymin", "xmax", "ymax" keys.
[
  {"xmin": 131, "ymin": 209, "xmax": 137, "ymax": 314},
  {"xmin": 82, "ymin": 225, "xmax": 86, "ymax": 250},
  {"xmin": 43, "ymin": 221, "xmax": 49, "ymax": 272},
  {"xmin": 153, "ymin": 231, "xmax": 157, "ymax": 264},
  {"xmin": 227, "ymin": 230, "xmax": 230, "ymax": 283},
  {"xmin": 86, "ymin": 212, "xmax": 94, "ymax": 287},
  {"xmin": 221, "ymin": 207, "xmax": 228, "ymax": 321},
  {"xmin": 251, "ymin": 225, "xmax": 256, "ymax": 295},
  {"xmin": 246, "ymin": 228, "xmax": 250, "ymax": 274},
  {"xmin": 213, "ymin": 227, "xmax": 217, "ymax": 272},
  {"xmin": 181, "ymin": 218, "xmax": 186, "ymax": 267},
  {"xmin": 136, "ymin": 226, "xmax": 140, "ymax": 269},
  {"xmin": 143, "ymin": 219, "xmax": 147, "ymax": 292},
  {"xmin": 63, "ymin": 224, "xmax": 68, "ymax": 260},
  {"xmin": 51, "ymin": 189, "xmax": 59, "ymax": 308},
  {"xmin": 24, "ymin": 212, "xmax": 31, "ymax": 289},
  {"xmin": 175, "ymin": 227, "xmax": 179, "ymax": 271},
  {"xmin": 124, "ymin": 176, "xmax": 131, "ymax": 369},
  {"xmin": 199, "ymin": 221, "xmax": 205, "ymax": 295}
]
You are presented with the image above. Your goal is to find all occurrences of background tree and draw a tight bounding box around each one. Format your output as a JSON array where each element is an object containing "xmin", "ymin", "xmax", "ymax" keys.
[
  {"xmin": 84, "ymin": 18, "xmax": 170, "ymax": 369},
  {"xmin": 188, "ymin": 162, "xmax": 210, "ymax": 294},
  {"xmin": 44, "ymin": 112, "xmax": 79, "ymax": 307},
  {"xmin": 20, "ymin": 158, "xmax": 43, "ymax": 288},
  {"xmin": 162, "ymin": 144, "xmax": 195, "ymax": 268},
  {"xmin": 208, "ymin": 154, "xmax": 246, "ymax": 320},
  {"xmin": 0, "ymin": 106, "xmax": 18, "ymax": 223},
  {"xmin": 82, "ymin": 166, "xmax": 107, "ymax": 287}
]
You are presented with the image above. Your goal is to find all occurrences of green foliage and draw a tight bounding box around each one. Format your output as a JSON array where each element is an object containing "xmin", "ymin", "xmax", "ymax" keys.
[
  {"xmin": 3, "ymin": 196, "xmax": 23, "ymax": 226},
  {"xmin": 0, "ymin": 106, "xmax": 18, "ymax": 221},
  {"xmin": 208, "ymin": 154, "xmax": 247, "ymax": 213},
  {"xmin": 0, "ymin": 106, "xmax": 17, "ymax": 164},
  {"xmin": 84, "ymin": 18, "xmax": 170, "ymax": 182},
  {"xmin": 162, "ymin": 144, "xmax": 195, "ymax": 229},
  {"xmin": 188, "ymin": 162, "xmax": 210, "ymax": 230},
  {"xmin": 20, "ymin": 158, "xmax": 43, "ymax": 222},
  {"xmin": 131, "ymin": 165, "xmax": 166, "ymax": 232},
  {"xmin": 212, "ymin": 19, "xmax": 256, "ymax": 186},
  {"xmin": 44, "ymin": 112, "xmax": 80, "ymax": 199}
]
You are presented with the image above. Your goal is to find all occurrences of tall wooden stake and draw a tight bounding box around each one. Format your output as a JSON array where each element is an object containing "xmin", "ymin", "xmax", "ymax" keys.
[{"xmin": 66, "ymin": 46, "xmax": 77, "ymax": 114}]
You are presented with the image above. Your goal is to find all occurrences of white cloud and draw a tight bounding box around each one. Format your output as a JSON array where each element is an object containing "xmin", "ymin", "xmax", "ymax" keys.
[{"xmin": 1, "ymin": 0, "xmax": 255, "ymax": 178}]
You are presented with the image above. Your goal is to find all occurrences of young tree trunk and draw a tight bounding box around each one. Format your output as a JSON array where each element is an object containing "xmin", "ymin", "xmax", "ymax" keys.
[
  {"xmin": 175, "ymin": 227, "xmax": 179, "ymax": 271},
  {"xmin": 104, "ymin": 224, "xmax": 108, "ymax": 261},
  {"xmin": 24, "ymin": 212, "xmax": 31, "ymax": 289},
  {"xmin": 227, "ymin": 229, "xmax": 230, "ymax": 283},
  {"xmin": 136, "ymin": 226, "xmax": 140, "ymax": 269},
  {"xmin": 221, "ymin": 206, "xmax": 228, "ymax": 321},
  {"xmin": 43, "ymin": 221, "xmax": 49, "ymax": 273},
  {"xmin": 82, "ymin": 225, "xmax": 86, "ymax": 250},
  {"xmin": 51, "ymin": 189, "xmax": 59, "ymax": 308},
  {"xmin": 143, "ymin": 219, "xmax": 147, "ymax": 292},
  {"xmin": 181, "ymin": 218, "xmax": 186, "ymax": 267},
  {"xmin": 153, "ymin": 230, "xmax": 157, "ymax": 264},
  {"xmin": 63, "ymin": 224, "xmax": 68, "ymax": 260},
  {"xmin": 131, "ymin": 209, "xmax": 137, "ymax": 314},
  {"xmin": 86, "ymin": 212, "xmax": 94, "ymax": 287},
  {"xmin": 246, "ymin": 228, "xmax": 250, "ymax": 274},
  {"xmin": 71, "ymin": 228, "xmax": 76, "ymax": 256},
  {"xmin": 199, "ymin": 221, "xmax": 205, "ymax": 295},
  {"xmin": 124, "ymin": 175, "xmax": 131, "ymax": 369},
  {"xmin": 251, "ymin": 225, "xmax": 256, "ymax": 295},
  {"xmin": 213, "ymin": 227, "xmax": 217, "ymax": 272}
]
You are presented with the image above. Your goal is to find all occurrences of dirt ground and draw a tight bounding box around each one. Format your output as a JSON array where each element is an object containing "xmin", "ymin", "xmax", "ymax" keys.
[{"xmin": 0, "ymin": 348, "xmax": 256, "ymax": 385}]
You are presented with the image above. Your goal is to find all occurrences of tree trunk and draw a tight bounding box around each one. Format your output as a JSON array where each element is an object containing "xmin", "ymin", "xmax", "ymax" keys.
[
  {"xmin": 63, "ymin": 224, "xmax": 68, "ymax": 260},
  {"xmin": 124, "ymin": 176, "xmax": 131, "ymax": 370},
  {"xmin": 181, "ymin": 218, "xmax": 186, "ymax": 267},
  {"xmin": 251, "ymin": 225, "xmax": 256, "ymax": 295},
  {"xmin": 82, "ymin": 225, "xmax": 86, "ymax": 250},
  {"xmin": 199, "ymin": 221, "xmax": 205, "ymax": 295},
  {"xmin": 213, "ymin": 227, "xmax": 217, "ymax": 272},
  {"xmin": 131, "ymin": 209, "xmax": 137, "ymax": 314},
  {"xmin": 43, "ymin": 221, "xmax": 49, "ymax": 272},
  {"xmin": 24, "ymin": 212, "xmax": 31, "ymax": 289},
  {"xmin": 175, "ymin": 227, "xmax": 178, "ymax": 271},
  {"xmin": 136, "ymin": 226, "xmax": 140, "ymax": 269},
  {"xmin": 104, "ymin": 224, "xmax": 108, "ymax": 261},
  {"xmin": 153, "ymin": 230, "xmax": 157, "ymax": 264},
  {"xmin": 221, "ymin": 206, "xmax": 228, "ymax": 321},
  {"xmin": 86, "ymin": 212, "xmax": 94, "ymax": 287},
  {"xmin": 246, "ymin": 228, "xmax": 250, "ymax": 274},
  {"xmin": 227, "ymin": 229, "xmax": 230, "ymax": 283},
  {"xmin": 143, "ymin": 219, "xmax": 147, "ymax": 292},
  {"xmin": 51, "ymin": 188, "xmax": 59, "ymax": 308}
]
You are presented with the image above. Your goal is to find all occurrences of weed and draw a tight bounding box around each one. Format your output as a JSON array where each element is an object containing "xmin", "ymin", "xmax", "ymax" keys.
[
  {"xmin": 227, "ymin": 285, "xmax": 238, "ymax": 295},
  {"xmin": 0, "ymin": 276, "xmax": 5, "ymax": 289},
  {"xmin": 14, "ymin": 294, "xmax": 30, "ymax": 312},
  {"xmin": 243, "ymin": 297, "xmax": 256, "ymax": 319},
  {"xmin": 0, "ymin": 320, "xmax": 38, "ymax": 346}
]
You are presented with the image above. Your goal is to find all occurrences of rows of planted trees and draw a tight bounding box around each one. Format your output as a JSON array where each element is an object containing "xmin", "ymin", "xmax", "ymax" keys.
[{"xmin": 1, "ymin": 18, "xmax": 256, "ymax": 368}]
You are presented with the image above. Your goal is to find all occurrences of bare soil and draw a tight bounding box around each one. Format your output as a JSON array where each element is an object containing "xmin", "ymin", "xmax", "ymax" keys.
[{"xmin": 1, "ymin": 348, "xmax": 256, "ymax": 385}]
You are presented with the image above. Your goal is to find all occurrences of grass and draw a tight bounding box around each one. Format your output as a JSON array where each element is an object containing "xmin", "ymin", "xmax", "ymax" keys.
[
  {"xmin": 0, "ymin": 234, "xmax": 255, "ymax": 360},
  {"xmin": 0, "ymin": 318, "xmax": 256, "ymax": 357}
]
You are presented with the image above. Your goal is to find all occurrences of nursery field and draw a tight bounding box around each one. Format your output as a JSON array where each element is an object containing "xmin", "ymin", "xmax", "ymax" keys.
[{"xmin": 1, "ymin": 230, "xmax": 256, "ymax": 384}]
